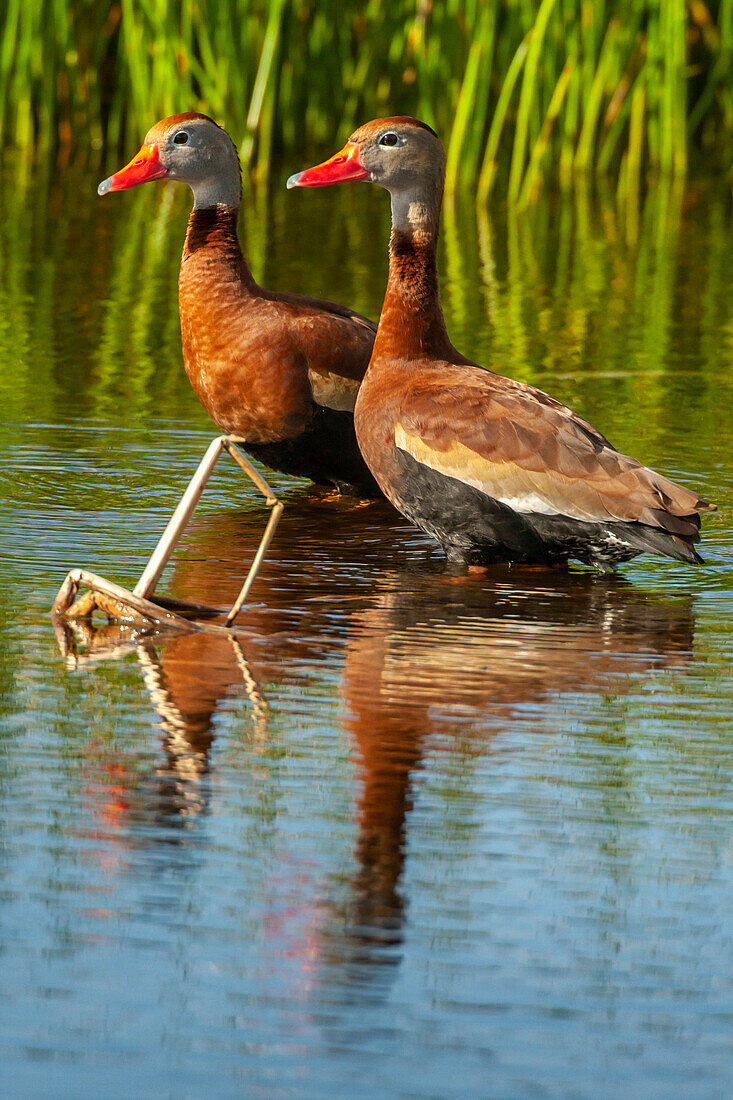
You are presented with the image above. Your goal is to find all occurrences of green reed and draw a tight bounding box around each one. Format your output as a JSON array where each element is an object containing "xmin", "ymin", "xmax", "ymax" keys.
[{"xmin": 1, "ymin": 0, "xmax": 731, "ymax": 202}]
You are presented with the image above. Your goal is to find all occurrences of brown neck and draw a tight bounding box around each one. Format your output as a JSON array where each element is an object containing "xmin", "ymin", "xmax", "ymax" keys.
[
  {"xmin": 182, "ymin": 204, "xmax": 257, "ymax": 290},
  {"xmin": 372, "ymin": 225, "xmax": 455, "ymax": 362}
]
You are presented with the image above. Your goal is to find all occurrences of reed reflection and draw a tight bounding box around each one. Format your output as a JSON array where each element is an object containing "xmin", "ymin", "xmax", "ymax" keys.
[
  {"xmin": 2, "ymin": 171, "xmax": 729, "ymax": 457},
  {"xmin": 56, "ymin": 498, "xmax": 697, "ymax": 993}
]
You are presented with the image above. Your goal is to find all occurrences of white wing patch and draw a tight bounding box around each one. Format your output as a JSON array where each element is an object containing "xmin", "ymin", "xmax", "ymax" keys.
[{"xmin": 309, "ymin": 371, "xmax": 360, "ymax": 412}]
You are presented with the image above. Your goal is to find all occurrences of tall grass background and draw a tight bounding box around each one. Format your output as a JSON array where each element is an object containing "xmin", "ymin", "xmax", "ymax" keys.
[{"xmin": 1, "ymin": 0, "xmax": 732, "ymax": 202}]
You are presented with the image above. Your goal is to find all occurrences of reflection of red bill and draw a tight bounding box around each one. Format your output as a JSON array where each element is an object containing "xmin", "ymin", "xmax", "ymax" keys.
[
  {"xmin": 287, "ymin": 142, "xmax": 369, "ymax": 189},
  {"xmin": 98, "ymin": 144, "xmax": 168, "ymax": 195}
]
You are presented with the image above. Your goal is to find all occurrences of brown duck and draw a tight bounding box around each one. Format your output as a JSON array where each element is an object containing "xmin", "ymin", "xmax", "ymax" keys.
[
  {"xmin": 99, "ymin": 112, "xmax": 379, "ymax": 495},
  {"xmin": 289, "ymin": 117, "xmax": 715, "ymax": 567}
]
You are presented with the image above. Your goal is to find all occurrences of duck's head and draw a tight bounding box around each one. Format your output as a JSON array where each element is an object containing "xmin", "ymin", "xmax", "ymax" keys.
[
  {"xmin": 98, "ymin": 113, "xmax": 241, "ymax": 209},
  {"xmin": 287, "ymin": 116, "xmax": 445, "ymax": 232}
]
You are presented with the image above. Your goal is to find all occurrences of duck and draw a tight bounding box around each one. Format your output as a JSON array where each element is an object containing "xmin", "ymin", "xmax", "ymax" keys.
[
  {"xmin": 288, "ymin": 117, "xmax": 715, "ymax": 568},
  {"xmin": 98, "ymin": 112, "xmax": 379, "ymax": 495}
]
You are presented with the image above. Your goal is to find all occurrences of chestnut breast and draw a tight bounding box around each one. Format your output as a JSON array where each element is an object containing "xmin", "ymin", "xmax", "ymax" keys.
[
  {"xmin": 179, "ymin": 252, "xmax": 316, "ymax": 444},
  {"xmin": 353, "ymin": 358, "xmax": 429, "ymax": 507},
  {"xmin": 179, "ymin": 233, "xmax": 375, "ymax": 446}
]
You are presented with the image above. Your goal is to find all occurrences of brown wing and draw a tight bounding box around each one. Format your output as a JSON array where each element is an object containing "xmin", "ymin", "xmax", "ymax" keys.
[
  {"xmin": 279, "ymin": 289, "xmax": 377, "ymax": 338},
  {"xmin": 395, "ymin": 366, "xmax": 714, "ymax": 538},
  {"xmin": 277, "ymin": 290, "xmax": 377, "ymax": 411}
]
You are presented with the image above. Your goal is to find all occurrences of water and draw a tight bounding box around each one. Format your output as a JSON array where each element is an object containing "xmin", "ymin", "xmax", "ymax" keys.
[{"xmin": 0, "ymin": 164, "xmax": 732, "ymax": 1098}]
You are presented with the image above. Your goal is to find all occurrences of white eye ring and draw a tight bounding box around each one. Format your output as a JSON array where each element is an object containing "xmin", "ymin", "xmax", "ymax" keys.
[
  {"xmin": 173, "ymin": 131, "xmax": 189, "ymax": 145},
  {"xmin": 378, "ymin": 132, "xmax": 404, "ymax": 148}
]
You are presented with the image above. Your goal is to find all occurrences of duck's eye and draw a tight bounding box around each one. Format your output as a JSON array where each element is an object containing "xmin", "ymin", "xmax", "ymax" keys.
[
  {"xmin": 378, "ymin": 132, "xmax": 400, "ymax": 147},
  {"xmin": 173, "ymin": 131, "xmax": 189, "ymax": 145}
]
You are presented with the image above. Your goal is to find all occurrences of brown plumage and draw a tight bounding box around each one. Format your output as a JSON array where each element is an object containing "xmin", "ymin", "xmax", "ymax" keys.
[
  {"xmin": 99, "ymin": 113, "xmax": 379, "ymax": 495},
  {"xmin": 289, "ymin": 117, "xmax": 715, "ymax": 567}
]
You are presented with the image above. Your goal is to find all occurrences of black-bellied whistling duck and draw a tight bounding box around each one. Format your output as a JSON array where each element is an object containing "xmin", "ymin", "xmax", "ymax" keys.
[
  {"xmin": 289, "ymin": 117, "xmax": 715, "ymax": 567},
  {"xmin": 98, "ymin": 113, "xmax": 379, "ymax": 495}
]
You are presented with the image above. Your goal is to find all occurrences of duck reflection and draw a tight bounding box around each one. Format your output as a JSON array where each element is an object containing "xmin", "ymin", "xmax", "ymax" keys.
[
  {"xmin": 313, "ymin": 568, "xmax": 695, "ymax": 990},
  {"xmin": 55, "ymin": 495, "xmax": 697, "ymax": 991}
]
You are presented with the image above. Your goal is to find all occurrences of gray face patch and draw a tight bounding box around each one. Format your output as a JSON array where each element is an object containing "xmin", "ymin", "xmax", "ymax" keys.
[{"xmin": 158, "ymin": 120, "xmax": 242, "ymax": 210}]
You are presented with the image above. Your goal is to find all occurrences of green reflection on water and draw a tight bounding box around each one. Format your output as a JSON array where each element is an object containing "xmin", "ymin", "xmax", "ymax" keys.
[{"xmin": 1, "ymin": 165, "xmax": 731, "ymax": 459}]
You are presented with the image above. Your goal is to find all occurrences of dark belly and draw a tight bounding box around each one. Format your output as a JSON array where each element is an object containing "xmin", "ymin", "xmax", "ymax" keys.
[{"xmin": 242, "ymin": 405, "xmax": 381, "ymax": 497}]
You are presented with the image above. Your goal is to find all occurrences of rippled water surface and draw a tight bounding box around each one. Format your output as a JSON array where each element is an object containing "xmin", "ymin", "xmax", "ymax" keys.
[{"xmin": 1, "ymin": 165, "xmax": 732, "ymax": 1098}]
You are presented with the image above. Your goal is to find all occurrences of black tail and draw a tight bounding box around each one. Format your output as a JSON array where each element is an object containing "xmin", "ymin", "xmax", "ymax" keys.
[{"xmin": 621, "ymin": 521, "xmax": 704, "ymax": 564}]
